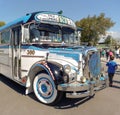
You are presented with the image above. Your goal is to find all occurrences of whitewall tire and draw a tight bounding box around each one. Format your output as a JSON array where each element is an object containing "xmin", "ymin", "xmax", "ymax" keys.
[{"xmin": 33, "ymin": 73, "xmax": 59, "ymax": 105}]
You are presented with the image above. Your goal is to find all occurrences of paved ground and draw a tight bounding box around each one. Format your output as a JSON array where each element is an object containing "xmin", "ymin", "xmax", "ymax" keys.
[{"xmin": 0, "ymin": 61, "xmax": 120, "ymax": 115}]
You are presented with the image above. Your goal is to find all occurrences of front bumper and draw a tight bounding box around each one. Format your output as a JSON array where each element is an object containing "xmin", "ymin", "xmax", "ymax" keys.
[
  {"xmin": 57, "ymin": 75, "xmax": 108, "ymax": 98},
  {"xmin": 57, "ymin": 81, "xmax": 95, "ymax": 98}
]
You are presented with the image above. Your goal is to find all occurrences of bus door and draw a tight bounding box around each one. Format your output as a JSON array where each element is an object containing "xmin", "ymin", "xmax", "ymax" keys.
[{"xmin": 11, "ymin": 26, "xmax": 21, "ymax": 79}]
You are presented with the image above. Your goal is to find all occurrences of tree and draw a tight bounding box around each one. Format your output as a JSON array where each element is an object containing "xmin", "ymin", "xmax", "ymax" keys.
[
  {"xmin": 0, "ymin": 21, "xmax": 5, "ymax": 27},
  {"xmin": 104, "ymin": 35, "xmax": 112, "ymax": 45},
  {"xmin": 75, "ymin": 13, "xmax": 115, "ymax": 46},
  {"xmin": 105, "ymin": 35, "xmax": 117, "ymax": 46}
]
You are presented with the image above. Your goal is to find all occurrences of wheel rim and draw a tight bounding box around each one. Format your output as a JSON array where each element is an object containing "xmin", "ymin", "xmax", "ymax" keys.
[
  {"xmin": 37, "ymin": 78, "xmax": 54, "ymax": 99},
  {"xmin": 33, "ymin": 73, "xmax": 58, "ymax": 104}
]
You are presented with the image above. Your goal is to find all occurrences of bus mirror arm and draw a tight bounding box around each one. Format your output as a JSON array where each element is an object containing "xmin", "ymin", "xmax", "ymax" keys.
[{"xmin": 46, "ymin": 53, "xmax": 49, "ymax": 61}]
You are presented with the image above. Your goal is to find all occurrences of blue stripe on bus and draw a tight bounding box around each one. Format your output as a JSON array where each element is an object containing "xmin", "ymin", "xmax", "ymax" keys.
[
  {"xmin": 49, "ymin": 51, "xmax": 79, "ymax": 62},
  {"xmin": 21, "ymin": 45, "xmax": 42, "ymax": 50},
  {"xmin": 0, "ymin": 45, "xmax": 42, "ymax": 50},
  {"xmin": 0, "ymin": 45, "xmax": 9, "ymax": 48},
  {"xmin": 0, "ymin": 45, "xmax": 79, "ymax": 61},
  {"xmin": 0, "ymin": 14, "xmax": 32, "ymax": 31}
]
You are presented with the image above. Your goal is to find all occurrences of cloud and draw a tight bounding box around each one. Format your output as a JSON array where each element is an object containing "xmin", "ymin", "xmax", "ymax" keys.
[{"xmin": 108, "ymin": 31, "xmax": 120, "ymax": 39}]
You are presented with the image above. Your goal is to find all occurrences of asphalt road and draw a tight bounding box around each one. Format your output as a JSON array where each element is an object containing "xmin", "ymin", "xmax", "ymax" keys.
[{"xmin": 0, "ymin": 62, "xmax": 120, "ymax": 115}]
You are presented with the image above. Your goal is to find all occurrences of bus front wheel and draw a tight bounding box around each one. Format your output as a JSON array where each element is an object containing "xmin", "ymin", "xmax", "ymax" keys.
[{"xmin": 33, "ymin": 73, "xmax": 62, "ymax": 105}]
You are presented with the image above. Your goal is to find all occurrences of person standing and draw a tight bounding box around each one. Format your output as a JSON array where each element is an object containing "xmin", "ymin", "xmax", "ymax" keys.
[
  {"xmin": 109, "ymin": 50, "xmax": 113, "ymax": 57},
  {"xmin": 101, "ymin": 49, "xmax": 106, "ymax": 58},
  {"xmin": 116, "ymin": 48, "xmax": 120, "ymax": 59},
  {"xmin": 106, "ymin": 49, "xmax": 109, "ymax": 60},
  {"xmin": 106, "ymin": 55, "xmax": 118, "ymax": 87}
]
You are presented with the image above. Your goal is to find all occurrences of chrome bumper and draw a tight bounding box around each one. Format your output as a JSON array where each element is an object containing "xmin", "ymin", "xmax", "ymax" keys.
[{"xmin": 57, "ymin": 81, "xmax": 95, "ymax": 98}]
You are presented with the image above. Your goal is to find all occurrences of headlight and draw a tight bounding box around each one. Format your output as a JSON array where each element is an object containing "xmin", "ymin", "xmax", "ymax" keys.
[
  {"xmin": 80, "ymin": 76, "xmax": 86, "ymax": 83},
  {"xmin": 63, "ymin": 64, "xmax": 71, "ymax": 74}
]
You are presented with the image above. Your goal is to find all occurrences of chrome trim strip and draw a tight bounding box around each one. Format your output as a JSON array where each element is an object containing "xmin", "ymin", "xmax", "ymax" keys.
[
  {"xmin": 57, "ymin": 81, "xmax": 95, "ymax": 91},
  {"xmin": 21, "ymin": 69, "xmax": 28, "ymax": 72},
  {"xmin": 66, "ymin": 91, "xmax": 90, "ymax": 98},
  {"xmin": 21, "ymin": 55, "xmax": 45, "ymax": 58}
]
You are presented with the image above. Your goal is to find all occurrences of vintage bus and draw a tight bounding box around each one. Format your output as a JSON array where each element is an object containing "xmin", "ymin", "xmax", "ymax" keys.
[{"xmin": 0, "ymin": 11, "xmax": 108, "ymax": 105}]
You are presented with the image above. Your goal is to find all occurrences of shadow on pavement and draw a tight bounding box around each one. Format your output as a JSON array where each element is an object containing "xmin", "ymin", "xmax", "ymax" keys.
[
  {"xmin": 111, "ymin": 85, "xmax": 120, "ymax": 89},
  {"xmin": 0, "ymin": 74, "xmax": 25, "ymax": 95},
  {"xmin": 112, "ymin": 80, "xmax": 120, "ymax": 89},
  {"xmin": 53, "ymin": 96, "xmax": 93, "ymax": 109},
  {"xmin": 113, "ymin": 80, "xmax": 120, "ymax": 84},
  {"xmin": 115, "ymin": 70, "xmax": 120, "ymax": 75},
  {"xmin": 28, "ymin": 88, "xmax": 93, "ymax": 109},
  {"xmin": 28, "ymin": 85, "xmax": 94, "ymax": 109},
  {"xmin": 0, "ymin": 74, "xmax": 93, "ymax": 109}
]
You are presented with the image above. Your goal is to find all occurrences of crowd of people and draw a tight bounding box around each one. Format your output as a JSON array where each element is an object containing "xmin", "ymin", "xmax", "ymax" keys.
[
  {"xmin": 99, "ymin": 48, "xmax": 119, "ymax": 87},
  {"xmin": 100, "ymin": 48, "xmax": 120, "ymax": 60}
]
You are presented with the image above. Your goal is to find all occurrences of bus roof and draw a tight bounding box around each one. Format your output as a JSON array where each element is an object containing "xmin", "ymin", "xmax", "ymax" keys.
[{"xmin": 0, "ymin": 11, "xmax": 76, "ymax": 31}]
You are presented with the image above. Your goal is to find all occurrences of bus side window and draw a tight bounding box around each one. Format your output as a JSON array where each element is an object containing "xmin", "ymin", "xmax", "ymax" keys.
[
  {"xmin": 23, "ymin": 25, "xmax": 30, "ymax": 43},
  {"xmin": 0, "ymin": 33, "xmax": 1, "ymax": 44},
  {"xmin": 1, "ymin": 30, "xmax": 10, "ymax": 44},
  {"xmin": 29, "ymin": 24, "xmax": 41, "ymax": 43},
  {"xmin": 30, "ymin": 28, "xmax": 40, "ymax": 42},
  {"xmin": 12, "ymin": 27, "xmax": 21, "ymax": 46}
]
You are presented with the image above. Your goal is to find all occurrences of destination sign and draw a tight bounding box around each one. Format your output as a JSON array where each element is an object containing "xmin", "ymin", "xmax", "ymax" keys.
[{"xmin": 35, "ymin": 13, "xmax": 76, "ymax": 28}]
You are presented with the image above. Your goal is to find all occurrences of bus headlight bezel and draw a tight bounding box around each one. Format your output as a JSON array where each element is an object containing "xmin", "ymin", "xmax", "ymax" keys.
[
  {"xmin": 80, "ymin": 76, "xmax": 87, "ymax": 83},
  {"xmin": 63, "ymin": 64, "xmax": 71, "ymax": 74}
]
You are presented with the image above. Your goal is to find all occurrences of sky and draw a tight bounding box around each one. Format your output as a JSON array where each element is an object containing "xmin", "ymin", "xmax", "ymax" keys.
[{"xmin": 0, "ymin": 0, "xmax": 120, "ymax": 38}]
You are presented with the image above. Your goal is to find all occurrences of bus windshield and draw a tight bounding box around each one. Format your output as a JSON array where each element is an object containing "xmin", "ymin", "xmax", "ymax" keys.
[{"xmin": 28, "ymin": 23, "xmax": 79, "ymax": 46}]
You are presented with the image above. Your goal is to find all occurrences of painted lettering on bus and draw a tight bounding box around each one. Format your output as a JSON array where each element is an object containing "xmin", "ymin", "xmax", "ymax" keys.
[{"xmin": 27, "ymin": 50, "xmax": 35, "ymax": 55}]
